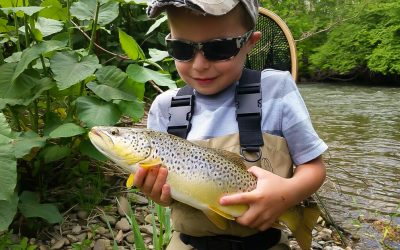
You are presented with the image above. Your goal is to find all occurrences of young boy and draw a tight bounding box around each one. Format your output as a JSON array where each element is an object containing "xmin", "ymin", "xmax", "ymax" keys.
[{"xmin": 134, "ymin": 0, "xmax": 328, "ymax": 249}]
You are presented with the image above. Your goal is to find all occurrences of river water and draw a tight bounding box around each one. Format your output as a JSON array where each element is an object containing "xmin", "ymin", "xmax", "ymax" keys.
[{"xmin": 298, "ymin": 83, "xmax": 400, "ymax": 249}]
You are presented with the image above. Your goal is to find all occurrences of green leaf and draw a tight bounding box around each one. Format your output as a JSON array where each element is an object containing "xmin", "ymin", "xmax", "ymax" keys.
[
  {"xmin": 0, "ymin": 6, "xmax": 45, "ymax": 16},
  {"xmin": 120, "ymin": 77, "xmax": 145, "ymax": 100},
  {"xmin": 4, "ymin": 51, "xmax": 22, "ymax": 63},
  {"xmin": 145, "ymin": 15, "xmax": 167, "ymax": 35},
  {"xmin": 50, "ymin": 52, "xmax": 101, "ymax": 90},
  {"xmin": 95, "ymin": 65, "xmax": 127, "ymax": 88},
  {"xmin": 70, "ymin": 0, "xmax": 119, "ymax": 26},
  {"xmin": 76, "ymin": 96, "xmax": 121, "ymax": 128},
  {"xmin": 118, "ymin": 29, "xmax": 145, "ymax": 61},
  {"xmin": 126, "ymin": 64, "xmax": 176, "ymax": 89},
  {"xmin": 148, "ymin": 48, "xmax": 169, "ymax": 63},
  {"xmin": 115, "ymin": 100, "xmax": 144, "ymax": 121},
  {"xmin": 0, "ymin": 64, "xmax": 55, "ymax": 109},
  {"xmin": 87, "ymin": 82, "xmax": 137, "ymax": 102},
  {"xmin": 79, "ymin": 139, "xmax": 107, "ymax": 161},
  {"xmin": 39, "ymin": 0, "xmax": 68, "ymax": 21},
  {"xmin": 0, "ymin": 113, "xmax": 17, "ymax": 201},
  {"xmin": 49, "ymin": 123, "xmax": 86, "ymax": 138},
  {"xmin": 14, "ymin": 131, "xmax": 47, "ymax": 159},
  {"xmin": 0, "ymin": 193, "xmax": 18, "ymax": 231},
  {"xmin": 0, "ymin": 18, "xmax": 14, "ymax": 32},
  {"xmin": 12, "ymin": 40, "xmax": 67, "ymax": 82},
  {"xmin": 34, "ymin": 17, "xmax": 64, "ymax": 37},
  {"xmin": 0, "ymin": 0, "xmax": 23, "ymax": 7},
  {"xmin": 40, "ymin": 145, "xmax": 71, "ymax": 163},
  {"xmin": 18, "ymin": 191, "xmax": 63, "ymax": 224}
]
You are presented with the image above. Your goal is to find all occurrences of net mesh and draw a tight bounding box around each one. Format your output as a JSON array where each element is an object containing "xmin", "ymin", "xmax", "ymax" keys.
[{"xmin": 246, "ymin": 13, "xmax": 292, "ymax": 72}]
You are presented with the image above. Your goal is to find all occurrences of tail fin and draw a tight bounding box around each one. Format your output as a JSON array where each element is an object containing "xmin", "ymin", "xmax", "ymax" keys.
[{"xmin": 279, "ymin": 203, "xmax": 321, "ymax": 250}]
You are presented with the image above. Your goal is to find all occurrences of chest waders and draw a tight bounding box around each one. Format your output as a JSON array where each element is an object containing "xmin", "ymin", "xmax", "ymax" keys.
[{"xmin": 166, "ymin": 68, "xmax": 292, "ymax": 250}]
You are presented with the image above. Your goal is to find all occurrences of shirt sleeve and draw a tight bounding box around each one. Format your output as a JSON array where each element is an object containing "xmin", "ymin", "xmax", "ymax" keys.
[
  {"xmin": 280, "ymin": 76, "xmax": 328, "ymax": 165},
  {"xmin": 147, "ymin": 89, "xmax": 178, "ymax": 132}
]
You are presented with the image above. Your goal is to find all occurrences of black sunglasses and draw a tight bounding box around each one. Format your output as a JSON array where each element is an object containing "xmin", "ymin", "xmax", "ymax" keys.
[{"xmin": 165, "ymin": 30, "xmax": 254, "ymax": 62}]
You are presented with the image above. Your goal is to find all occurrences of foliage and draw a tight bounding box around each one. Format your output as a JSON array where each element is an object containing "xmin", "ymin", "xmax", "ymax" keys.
[
  {"xmin": 309, "ymin": 0, "xmax": 400, "ymax": 76},
  {"xmin": 0, "ymin": 0, "xmax": 175, "ymax": 232},
  {"xmin": 118, "ymin": 194, "xmax": 172, "ymax": 250},
  {"xmin": 261, "ymin": 0, "xmax": 400, "ymax": 80}
]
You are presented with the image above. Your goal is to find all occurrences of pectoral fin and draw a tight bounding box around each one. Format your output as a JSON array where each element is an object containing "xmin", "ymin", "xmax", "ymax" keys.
[
  {"xmin": 126, "ymin": 174, "xmax": 135, "ymax": 188},
  {"xmin": 138, "ymin": 157, "xmax": 162, "ymax": 169}
]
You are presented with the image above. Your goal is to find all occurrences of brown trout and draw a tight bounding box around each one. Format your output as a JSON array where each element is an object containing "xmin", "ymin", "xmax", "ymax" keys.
[{"xmin": 88, "ymin": 126, "xmax": 320, "ymax": 249}]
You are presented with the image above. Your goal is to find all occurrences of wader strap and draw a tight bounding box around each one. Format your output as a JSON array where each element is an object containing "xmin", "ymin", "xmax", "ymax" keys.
[
  {"xmin": 167, "ymin": 85, "xmax": 195, "ymax": 138},
  {"xmin": 235, "ymin": 69, "xmax": 264, "ymax": 162},
  {"xmin": 180, "ymin": 228, "xmax": 281, "ymax": 250},
  {"xmin": 167, "ymin": 68, "xmax": 264, "ymax": 158}
]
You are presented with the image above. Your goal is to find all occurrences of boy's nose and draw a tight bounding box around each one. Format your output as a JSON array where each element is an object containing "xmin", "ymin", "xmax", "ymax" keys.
[{"xmin": 192, "ymin": 51, "xmax": 211, "ymax": 70}]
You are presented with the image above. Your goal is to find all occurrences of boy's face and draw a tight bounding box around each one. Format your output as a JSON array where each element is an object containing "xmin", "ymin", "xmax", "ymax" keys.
[{"xmin": 168, "ymin": 8, "xmax": 260, "ymax": 95}]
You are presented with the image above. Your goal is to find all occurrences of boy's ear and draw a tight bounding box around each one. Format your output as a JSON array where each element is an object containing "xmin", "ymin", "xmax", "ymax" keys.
[{"xmin": 249, "ymin": 31, "xmax": 262, "ymax": 47}]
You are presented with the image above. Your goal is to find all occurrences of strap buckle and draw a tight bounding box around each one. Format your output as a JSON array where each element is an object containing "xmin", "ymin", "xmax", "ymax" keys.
[
  {"xmin": 235, "ymin": 83, "xmax": 262, "ymax": 116},
  {"xmin": 240, "ymin": 146, "xmax": 262, "ymax": 162},
  {"xmin": 167, "ymin": 94, "xmax": 195, "ymax": 138}
]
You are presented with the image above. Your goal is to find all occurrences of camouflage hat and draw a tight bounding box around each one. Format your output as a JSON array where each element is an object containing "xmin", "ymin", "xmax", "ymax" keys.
[{"xmin": 147, "ymin": 0, "xmax": 259, "ymax": 26}]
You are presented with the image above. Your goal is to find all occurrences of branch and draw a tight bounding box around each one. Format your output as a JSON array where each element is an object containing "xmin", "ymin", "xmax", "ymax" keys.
[
  {"xmin": 295, "ymin": 15, "xmax": 359, "ymax": 42},
  {"xmin": 70, "ymin": 20, "xmax": 130, "ymax": 61},
  {"xmin": 70, "ymin": 20, "xmax": 164, "ymax": 94}
]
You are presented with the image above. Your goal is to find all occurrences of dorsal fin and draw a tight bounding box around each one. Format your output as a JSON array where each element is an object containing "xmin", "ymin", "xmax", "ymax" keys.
[{"xmin": 212, "ymin": 148, "xmax": 247, "ymax": 170}]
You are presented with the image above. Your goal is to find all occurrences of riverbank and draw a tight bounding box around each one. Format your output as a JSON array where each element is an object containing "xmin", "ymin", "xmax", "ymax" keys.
[{"xmin": 4, "ymin": 190, "xmax": 359, "ymax": 250}]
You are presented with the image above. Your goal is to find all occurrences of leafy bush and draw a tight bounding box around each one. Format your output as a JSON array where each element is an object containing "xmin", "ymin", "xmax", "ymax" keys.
[{"xmin": 0, "ymin": 0, "xmax": 176, "ymax": 231}]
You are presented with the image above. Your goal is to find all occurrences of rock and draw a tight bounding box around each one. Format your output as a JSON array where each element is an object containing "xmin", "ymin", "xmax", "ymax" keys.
[
  {"xmin": 39, "ymin": 246, "xmax": 50, "ymax": 250},
  {"xmin": 144, "ymin": 214, "xmax": 157, "ymax": 224},
  {"xmin": 324, "ymin": 246, "xmax": 345, "ymax": 250},
  {"xmin": 116, "ymin": 218, "xmax": 131, "ymax": 231},
  {"xmin": 115, "ymin": 230, "xmax": 124, "ymax": 243},
  {"xmin": 71, "ymin": 225, "xmax": 82, "ymax": 234},
  {"xmin": 77, "ymin": 210, "xmax": 89, "ymax": 220},
  {"xmin": 96, "ymin": 226, "xmax": 107, "ymax": 235},
  {"xmin": 93, "ymin": 239, "xmax": 111, "ymax": 250},
  {"xmin": 128, "ymin": 193, "xmax": 149, "ymax": 205},
  {"xmin": 50, "ymin": 238, "xmax": 67, "ymax": 250},
  {"xmin": 312, "ymin": 241, "xmax": 323, "ymax": 249},
  {"xmin": 125, "ymin": 232, "xmax": 135, "ymax": 244},
  {"xmin": 66, "ymin": 234, "xmax": 78, "ymax": 243},
  {"xmin": 75, "ymin": 232, "xmax": 87, "ymax": 242},
  {"xmin": 117, "ymin": 196, "xmax": 130, "ymax": 216},
  {"xmin": 100, "ymin": 214, "xmax": 117, "ymax": 226},
  {"xmin": 140, "ymin": 225, "xmax": 157, "ymax": 235},
  {"xmin": 319, "ymin": 228, "xmax": 333, "ymax": 241}
]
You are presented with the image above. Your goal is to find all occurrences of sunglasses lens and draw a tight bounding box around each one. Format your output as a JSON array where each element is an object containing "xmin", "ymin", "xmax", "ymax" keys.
[
  {"xmin": 166, "ymin": 40, "xmax": 194, "ymax": 61},
  {"xmin": 203, "ymin": 40, "xmax": 239, "ymax": 61}
]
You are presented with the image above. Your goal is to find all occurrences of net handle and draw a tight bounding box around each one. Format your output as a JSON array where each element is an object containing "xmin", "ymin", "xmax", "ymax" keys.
[{"xmin": 258, "ymin": 7, "xmax": 298, "ymax": 82}]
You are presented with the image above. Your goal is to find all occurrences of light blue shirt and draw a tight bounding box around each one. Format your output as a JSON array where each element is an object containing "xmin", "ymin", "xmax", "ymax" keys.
[{"xmin": 147, "ymin": 69, "xmax": 328, "ymax": 165}]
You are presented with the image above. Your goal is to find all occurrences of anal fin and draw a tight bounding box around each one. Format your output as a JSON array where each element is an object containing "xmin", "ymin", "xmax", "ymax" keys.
[
  {"xmin": 208, "ymin": 205, "xmax": 235, "ymax": 220},
  {"xmin": 203, "ymin": 208, "xmax": 229, "ymax": 230}
]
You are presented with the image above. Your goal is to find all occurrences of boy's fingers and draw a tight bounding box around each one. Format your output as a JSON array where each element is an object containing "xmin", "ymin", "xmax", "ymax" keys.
[
  {"xmin": 132, "ymin": 167, "xmax": 147, "ymax": 187},
  {"xmin": 160, "ymin": 184, "xmax": 172, "ymax": 205},
  {"xmin": 219, "ymin": 192, "xmax": 253, "ymax": 205},
  {"xmin": 141, "ymin": 166, "xmax": 160, "ymax": 194},
  {"xmin": 150, "ymin": 167, "xmax": 168, "ymax": 197},
  {"xmin": 247, "ymin": 165, "xmax": 269, "ymax": 178}
]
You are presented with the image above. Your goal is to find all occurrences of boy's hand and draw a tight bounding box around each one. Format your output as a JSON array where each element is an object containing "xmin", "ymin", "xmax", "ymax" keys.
[
  {"xmin": 132, "ymin": 164, "xmax": 173, "ymax": 207},
  {"xmin": 219, "ymin": 166, "xmax": 292, "ymax": 231}
]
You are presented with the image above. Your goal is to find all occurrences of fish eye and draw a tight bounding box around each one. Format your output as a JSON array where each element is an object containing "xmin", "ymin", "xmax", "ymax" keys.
[{"xmin": 110, "ymin": 128, "xmax": 119, "ymax": 135}]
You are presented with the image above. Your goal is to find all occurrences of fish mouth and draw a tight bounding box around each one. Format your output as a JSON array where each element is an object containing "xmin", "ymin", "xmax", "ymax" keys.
[
  {"xmin": 88, "ymin": 128, "xmax": 115, "ymax": 157},
  {"xmin": 88, "ymin": 127, "xmax": 145, "ymax": 171}
]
